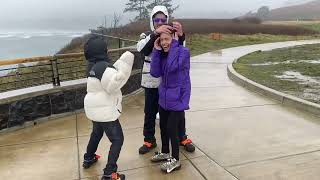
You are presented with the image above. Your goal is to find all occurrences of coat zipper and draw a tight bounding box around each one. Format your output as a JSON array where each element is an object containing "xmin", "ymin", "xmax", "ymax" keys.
[
  {"xmin": 164, "ymin": 59, "xmax": 168, "ymax": 109},
  {"xmin": 116, "ymin": 97, "xmax": 121, "ymax": 114}
]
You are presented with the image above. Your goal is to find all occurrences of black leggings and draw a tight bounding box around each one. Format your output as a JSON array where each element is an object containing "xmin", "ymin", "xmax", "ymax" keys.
[
  {"xmin": 85, "ymin": 120, "xmax": 124, "ymax": 175},
  {"xmin": 159, "ymin": 106, "xmax": 184, "ymax": 160},
  {"xmin": 143, "ymin": 88, "xmax": 188, "ymax": 143}
]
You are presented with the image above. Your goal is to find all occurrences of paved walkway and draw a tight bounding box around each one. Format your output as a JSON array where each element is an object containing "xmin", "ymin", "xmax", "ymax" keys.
[{"xmin": 1, "ymin": 40, "xmax": 320, "ymax": 180}]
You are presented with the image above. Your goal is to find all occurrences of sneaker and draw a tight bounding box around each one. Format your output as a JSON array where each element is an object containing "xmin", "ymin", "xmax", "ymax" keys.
[
  {"xmin": 160, "ymin": 158, "xmax": 181, "ymax": 173},
  {"xmin": 180, "ymin": 138, "xmax": 195, "ymax": 152},
  {"xmin": 151, "ymin": 152, "xmax": 170, "ymax": 162},
  {"xmin": 83, "ymin": 154, "xmax": 101, "ymax": 169},
  {"xmin": 101, "ymin": 172, "xmax": 125, "ymax": 180},
  {"xmin": 139, "ymin": 141, "xmax": 157, "ymax": 154}
]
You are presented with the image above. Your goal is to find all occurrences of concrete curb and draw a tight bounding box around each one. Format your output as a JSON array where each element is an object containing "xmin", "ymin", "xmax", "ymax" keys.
[{"xmin": 227, "ymin": 64, "xmax": 320, "ymax": 117}]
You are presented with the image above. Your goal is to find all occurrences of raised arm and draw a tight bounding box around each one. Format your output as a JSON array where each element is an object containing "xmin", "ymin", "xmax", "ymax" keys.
[
  {"xmin": 180, "ymin": 47, "xmax": 191, "ymax": 109},
  {"xmin": 101, "ymin": 51, "xmax": 134, "ymax": 94},
  {"xmin": 150, "ymin": 49, "xmax": 163, "ymax": 78}
]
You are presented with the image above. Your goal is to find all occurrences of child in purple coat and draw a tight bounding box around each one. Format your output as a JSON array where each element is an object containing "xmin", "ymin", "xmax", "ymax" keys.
[{"xmin": 150, "ymin": 31, "xmax": 191, "ymax": 173}]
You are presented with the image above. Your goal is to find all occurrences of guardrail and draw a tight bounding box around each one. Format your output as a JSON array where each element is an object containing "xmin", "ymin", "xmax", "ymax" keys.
[
  {"xmin": 0, "ymin": 35, "xmax": 138, "ymax": 93},
  {"xmin": 91, "ymin": 32, "xmax": 138, "ymax": 49},
  {"xmin": 0, "ymin": 34, "xmax": 144, "ymax": 132}
]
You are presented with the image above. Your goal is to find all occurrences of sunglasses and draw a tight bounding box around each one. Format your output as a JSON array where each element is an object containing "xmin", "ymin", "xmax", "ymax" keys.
[{"xmin": 153, "ymin": 18, "xmax": 167, "ymax": 23}]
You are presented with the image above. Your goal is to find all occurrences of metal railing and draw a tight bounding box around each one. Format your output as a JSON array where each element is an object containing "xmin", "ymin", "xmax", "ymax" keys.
[
  {"xmin": 0, "ymin": 35, "xmax": 138, "ymax": 93},
  {"xmin": 91, "ymin": 33, "xmax": 137, "ymax": 49}
]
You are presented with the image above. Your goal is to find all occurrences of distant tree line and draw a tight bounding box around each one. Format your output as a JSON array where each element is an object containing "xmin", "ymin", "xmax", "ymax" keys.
[
  {"xmin": 124, "ymin": 0, "xmax": 179, "ymax": 21},
  {"xmin": 244, "ymin": 6, "xmax": 270, "ymax": 20}
]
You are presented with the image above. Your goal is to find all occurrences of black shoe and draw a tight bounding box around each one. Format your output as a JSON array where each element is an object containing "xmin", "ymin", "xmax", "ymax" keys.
[
  {"xmin": 101, "ymin": 172, "xmax": 125, "ymax": 180},
  {"xmin": 139, "ymin": 141, "xmax": 157, "ymax": 154},
  {"xmin": 180, "ymin": 138, "xmax": 195, "ymax": 153},
  {"xmin": 83, "ymin": 154, "xmax": 100, "ymax": 169}
]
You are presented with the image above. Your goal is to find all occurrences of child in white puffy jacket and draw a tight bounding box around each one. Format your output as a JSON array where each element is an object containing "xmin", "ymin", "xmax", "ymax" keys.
[{"xmin": 82, "ymin": 35, "xmax": 134, "ymax": 180}]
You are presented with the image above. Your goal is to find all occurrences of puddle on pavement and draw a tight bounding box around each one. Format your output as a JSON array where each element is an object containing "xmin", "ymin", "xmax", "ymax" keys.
[
  {"xmin": 275, "ymin": 71, "xmax": 320, "ymax": 85},
  {"xmin": 275, "ymin": 71, "xmax": 320, "ymax": 104},
  {"xmin": 288, "ymin": 88, "xmax": 320, "ymax": 104},
  {"xmin": 250, "ymin": 59, "xmax": 320, "ymax": 66},
  {"xmin": 208, "ymin": 50, "xmax": 223, "ymax": 57}
]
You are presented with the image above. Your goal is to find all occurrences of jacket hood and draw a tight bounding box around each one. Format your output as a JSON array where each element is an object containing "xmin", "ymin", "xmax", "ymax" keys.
[
  {"xmin": 150, "ymin": 6, "xmax": 169, "ymax": 31},
  {"xmin": 84, "ymin": 35, "xmax": 110, "ymax": 63}
]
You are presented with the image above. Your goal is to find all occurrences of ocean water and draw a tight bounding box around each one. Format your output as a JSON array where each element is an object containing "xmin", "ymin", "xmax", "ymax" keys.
[{"xmin": 0, "ymin": 29, "xmax": 89, "ymax": 60}]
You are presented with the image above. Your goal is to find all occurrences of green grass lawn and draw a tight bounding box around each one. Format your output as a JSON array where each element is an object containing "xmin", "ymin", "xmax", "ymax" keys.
[
  {"xmin": 300, "ymin": 23, "xmax": 320, "ymax": 32},
  {"xmin": 233, "ymin": 43, "xmax": 320, "ymax": 104}
]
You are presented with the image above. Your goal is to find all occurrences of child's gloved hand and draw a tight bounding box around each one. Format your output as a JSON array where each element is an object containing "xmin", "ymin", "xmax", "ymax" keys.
[{"xmin": 172, "ymin": 21, "xmax": 183, "ymax": 37}]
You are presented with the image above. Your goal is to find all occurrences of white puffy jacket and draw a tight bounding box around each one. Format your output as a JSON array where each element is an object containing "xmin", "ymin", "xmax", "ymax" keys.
[{"xmin": 84, "ymin": 51, "xmax": 134, "ymax": 122}]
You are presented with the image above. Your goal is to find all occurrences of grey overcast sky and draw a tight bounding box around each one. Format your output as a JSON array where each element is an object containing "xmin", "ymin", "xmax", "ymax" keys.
[{"xmin": 0, "ymin": 0, "xmax": 313, "ymax": 30}]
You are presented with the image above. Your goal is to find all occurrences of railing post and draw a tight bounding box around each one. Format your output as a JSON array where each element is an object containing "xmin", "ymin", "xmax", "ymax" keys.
[
  {"xmin": 55, "ymin": 57, "xmax": 61, "ymax": 86},
  {"xmin": 50, "ymin": 58, "xmax": 56, "ymax": 86},
  {"xmin": 118, "ymin": 38, "xmax": 122, "ymax": 58},
  {"xmin": 50, "ymin": 57, "xmax": 60, "ymax": 86},
  {"xmin": 118, "ymin": 38, "xmax": 121, "ymax": 49}
]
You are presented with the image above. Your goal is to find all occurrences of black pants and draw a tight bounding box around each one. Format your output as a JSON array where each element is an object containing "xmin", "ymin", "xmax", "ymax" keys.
[
  {"xmin": 143, "ymin": 88, "xmax": 159, "ymax": 142},
  {"xmin": 143, "ymin": 88, "xmax": 187, "ymax": 143},
  {"xmin": 85, "ymin": 120, "xmax": 124, "ymax": 175},
  {"xmin": 159, "ymin": 106, "xmax": 184, "ymax": 160}
]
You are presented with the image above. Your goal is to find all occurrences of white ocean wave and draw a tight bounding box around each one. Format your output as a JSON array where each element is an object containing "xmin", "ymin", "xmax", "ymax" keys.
[
  {"xmin": 69, "ymin": 34, "xmax": 84, "ymax": 38},
  {"xmin": 0, "ymin": 34, "xmax": 15, "ymax": 38},
  {"xmin": 21, "ymin": 35, "xmax": 32, "ymax": 39},
  {"xmin": 0, "ymin": 31, "xmax": 87, "ymax": 39},
  {"xmin": 38, "ymin": 33, "xmax": 54, "ymax": 37}
]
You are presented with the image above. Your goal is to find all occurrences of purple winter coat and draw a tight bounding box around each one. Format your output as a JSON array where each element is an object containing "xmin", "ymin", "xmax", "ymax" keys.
[{"xmin": 150, "ymin": 40, "xmax": 191, "ymax": 111}]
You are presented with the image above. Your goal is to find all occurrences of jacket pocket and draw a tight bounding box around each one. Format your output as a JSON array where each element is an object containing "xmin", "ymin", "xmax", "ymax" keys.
[{"xmin": 166, "ymin": 86, "xmax": 180, "ymax": 103}]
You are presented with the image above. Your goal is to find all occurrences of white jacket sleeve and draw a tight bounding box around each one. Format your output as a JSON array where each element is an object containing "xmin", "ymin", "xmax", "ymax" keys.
[
  {"xmin": 137, "ymin": 33, "xmax": 149, "ymax": 51},
  {"xmin": 100, "ymin": 51, "xmax": 134, "ymax": 94},
  {"xmin": 137, "ymin": 32, "xmax": 158, "ymax": 56}
]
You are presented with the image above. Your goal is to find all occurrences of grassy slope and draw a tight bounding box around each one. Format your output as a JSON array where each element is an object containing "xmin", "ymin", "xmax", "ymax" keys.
[
  {"xmin": 264, "ymin": 21, "xmax": 320, "ymax": 34},
  {"xmin": 233, "ymin": 43, "xmax": 320, "ymax": 104},
  {"xmin": 300, "ymin": 23, "xmax": 320, "ymax": 32},
  {"xmin": 187, "ymin": 33, "xmax": 319, "ymax": 56}
]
